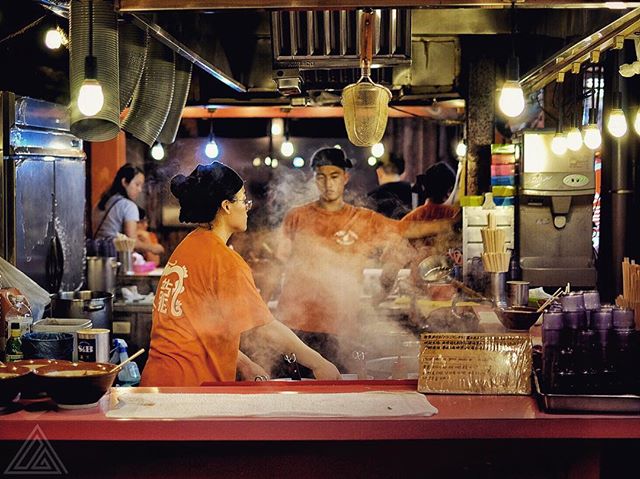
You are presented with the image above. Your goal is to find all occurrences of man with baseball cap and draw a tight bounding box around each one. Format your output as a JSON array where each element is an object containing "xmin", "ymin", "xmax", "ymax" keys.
[{"xmin": 273, "ymin": 147, "xmax": 456, "ymax": 376}]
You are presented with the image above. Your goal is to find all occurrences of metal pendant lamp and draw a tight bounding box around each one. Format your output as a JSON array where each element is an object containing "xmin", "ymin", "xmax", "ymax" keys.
[{"xmin": 69, "ymin": 0, "xmax": 120, "ymax": 142}]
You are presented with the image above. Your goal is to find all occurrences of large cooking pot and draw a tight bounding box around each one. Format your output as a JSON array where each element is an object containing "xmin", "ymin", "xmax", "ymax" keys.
[
  {"xmin": 51, "ymin": 291, "xmax": 113, "ymax": 330},
  {"xmin": 86, "ymin": 256, "xmax": 119, "ymax": 294}
]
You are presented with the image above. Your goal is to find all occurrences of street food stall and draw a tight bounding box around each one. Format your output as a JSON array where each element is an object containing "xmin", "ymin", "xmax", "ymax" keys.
[{"xmin": 2, "ymin": 1, "xmax": 640, "ymax": 476}]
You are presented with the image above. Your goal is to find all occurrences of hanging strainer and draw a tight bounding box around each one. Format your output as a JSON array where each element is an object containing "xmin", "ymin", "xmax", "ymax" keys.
[{"xmin": 341, "ymin": 9, "xmax": 391, "ymax": 147}]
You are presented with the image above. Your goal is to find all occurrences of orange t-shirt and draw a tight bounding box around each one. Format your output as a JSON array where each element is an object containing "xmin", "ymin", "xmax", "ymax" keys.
[
  {"xmin": 401, "ymin": 201, "xmax": 458, "ymax": 222},
  {"xmin": 140, "ymin": 228, "xmax": 273, "ymax": 386},
  {"xmin": 277, "ymin": 202, "xmax": 406, "ymax": 335}
]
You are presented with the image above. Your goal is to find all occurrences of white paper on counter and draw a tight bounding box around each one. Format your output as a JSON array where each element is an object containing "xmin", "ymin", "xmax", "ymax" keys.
[{"xmin": 106, "ymin": 391, "xmax": 438, "ymax": 419}]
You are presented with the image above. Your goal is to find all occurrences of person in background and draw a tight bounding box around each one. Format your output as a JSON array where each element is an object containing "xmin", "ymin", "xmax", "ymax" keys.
[
  {"xmin": 140, "ymin": 161, "xmax": 340, "ymax": 386},
  {"xmin": 274, "ymin": 147, "xmax": 456, "ymax": 375},
  {"xmin": 92, "ymin": 163, "xmax": 158, "ymax": 256},
  {"xmin": 366, "ymin": 154, "xmax": 412, "ymax": 219},
  {"xmin": 404, "ymin": 162, "xmax": 458, "ymax": 222},
  {"xmin": 136, "ymin": 207, "xmax": 164, "ymax": 265},
  {"xmin": 396, "ymin": 162, "xmax": 461, "ymax": 290}
]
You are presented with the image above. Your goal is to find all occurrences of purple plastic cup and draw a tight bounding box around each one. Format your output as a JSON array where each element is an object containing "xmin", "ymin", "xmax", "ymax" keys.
[
  {"xmin": 612, "ymin": 308, "xmax": 635, "ymax": 330},
  {"xmin": 561, "ymin": 292, "xmax": 585, "ymax": 312},
  {"xmin": 563, "ymin": 310, "xmax": 587, "ymax": 330},
  {"xmin": 582, "ymin": 290, "xmax": 601, "ymax": 311},
  {"xmin": 543, "ymin": 311, "xmax": 564, "ymax": 330},
  {"xmin": 591, "ymin": 309, "xmax": 613, "ymax": 330}
]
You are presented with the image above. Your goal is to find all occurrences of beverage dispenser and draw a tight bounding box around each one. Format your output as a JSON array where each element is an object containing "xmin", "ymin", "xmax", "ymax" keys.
[{"xmin": 518, "ymin": 131, "xmax": 596, "ymax": 288}]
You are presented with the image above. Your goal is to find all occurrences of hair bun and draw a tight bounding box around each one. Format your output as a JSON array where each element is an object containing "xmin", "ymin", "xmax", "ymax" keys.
[{"xmin": 170, "ymin": 174, "xmax": 189, "ymax": 199}]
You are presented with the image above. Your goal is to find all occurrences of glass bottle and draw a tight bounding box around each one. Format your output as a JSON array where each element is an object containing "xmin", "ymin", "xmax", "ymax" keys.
[{"xmin": 5, "ymin": 322, "xmax": 24, "ymax": 362}]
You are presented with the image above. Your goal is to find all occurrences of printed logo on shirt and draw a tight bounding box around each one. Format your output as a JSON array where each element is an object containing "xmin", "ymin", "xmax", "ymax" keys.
[
  {"xmin": 334, "ymin": 229, "xmax": 359, "ymax": 246},
  {"xmin": 154, "ymin": 261, "xmax": 188, "ymax": 317}
]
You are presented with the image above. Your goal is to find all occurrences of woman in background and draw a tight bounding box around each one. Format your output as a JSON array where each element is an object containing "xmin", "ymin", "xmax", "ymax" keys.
[
  {"xmin": 92, "ymin": 163, "xmax": 162, "ymax": 256},
  {"xmin": 141, "ymin": 161, "xmax": 340, "ymax": 386}
]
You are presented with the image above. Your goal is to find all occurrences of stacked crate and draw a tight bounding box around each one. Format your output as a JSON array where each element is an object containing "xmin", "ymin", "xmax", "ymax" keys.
[{"xmin": 490, "ymin": 144, "xmax": 517, "ymax": 206}]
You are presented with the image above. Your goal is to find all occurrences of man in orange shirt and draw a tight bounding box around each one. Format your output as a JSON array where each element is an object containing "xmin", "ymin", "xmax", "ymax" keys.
[
  {"xmin": 275, "ymin": 148, "xmax": 456, "ymax": 374},
  {"xmin": 141, "ymin": 162, "xmax": 340, "ymax": 386}
]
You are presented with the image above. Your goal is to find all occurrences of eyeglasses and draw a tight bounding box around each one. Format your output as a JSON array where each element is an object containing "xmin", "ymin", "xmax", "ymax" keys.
[{"xmin": 230, "ymin": 197, "xmax": 253, "ymax": 211}]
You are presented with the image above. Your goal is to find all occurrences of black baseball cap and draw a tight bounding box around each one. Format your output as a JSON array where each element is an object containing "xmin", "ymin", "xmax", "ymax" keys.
[{"xmin": 310, "ymin": 147, "xmax": 353, "ymax": 170}]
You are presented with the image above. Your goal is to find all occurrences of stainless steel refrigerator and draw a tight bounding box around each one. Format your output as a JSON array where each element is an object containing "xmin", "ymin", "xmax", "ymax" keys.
[{"xmin": 1, "ymin": 92, "xmax": 86, "ymax": 293}]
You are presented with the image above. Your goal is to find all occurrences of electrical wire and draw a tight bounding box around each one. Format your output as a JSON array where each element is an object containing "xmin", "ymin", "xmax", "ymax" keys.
[{"xmin": 0, "ymin": 15, "xmax": 46, "ymax": 45}]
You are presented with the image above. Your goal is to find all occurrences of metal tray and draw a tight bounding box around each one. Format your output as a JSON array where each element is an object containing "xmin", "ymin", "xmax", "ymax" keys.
[{"xmin": 533, "ymin": 370, "xmax": 640, "ymax": 414}]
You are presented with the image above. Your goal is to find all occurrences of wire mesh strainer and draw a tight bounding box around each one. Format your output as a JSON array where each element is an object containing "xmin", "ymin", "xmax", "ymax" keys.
[{"xmin": 341, "ymin": 9, "xmax": 391, "ymax": 147}]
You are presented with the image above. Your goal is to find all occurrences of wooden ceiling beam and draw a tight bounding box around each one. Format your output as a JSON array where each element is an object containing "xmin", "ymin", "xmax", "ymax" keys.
[
  {"xmin": 180, "ymin": 104, "xmax": 464, "ymax": 120},
  {"xmin": 117, "ymin": 0, "xmax": 640, "ymax": 11}
]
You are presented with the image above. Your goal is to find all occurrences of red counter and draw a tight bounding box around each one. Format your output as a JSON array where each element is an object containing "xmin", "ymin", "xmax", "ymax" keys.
[{"xmin": 0, "ymin": 381, "xmax": 638, "ymax": 478}]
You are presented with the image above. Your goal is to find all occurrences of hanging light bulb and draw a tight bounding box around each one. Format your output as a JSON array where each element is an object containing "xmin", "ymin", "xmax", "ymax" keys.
[
  {"xmin": 264, "ymin": 156, "xmax": 272, "ymax": 166},
  {"xmin": 271, "ymin": 158, "xmax": 279, "ymax": 168},
  {"xmin": 634, "ymin": 110, "xmax": 640, "ymax": 136},
  {"xmin": 252, "ymin": 157, "xmax": 261, "ymax": 167},
  {"xmin": 293, "ymin": 156, "xmax": 305, "ymax": 168},
  {"xmin": 205, "ymin": 140, "xmax": 219, "ymax": 159},
  {"xmin": 499, "ymin": 80, "xmax": 525, "ymax": 118},
  {"xmin": 77, "ymin": 0, "xmax": 104, "ymax": 117},
  {"xmin": 45, "ymin": 27, "xmax": 64, "ymax": 49},
  {"xmin": 550, "ymin": 133, "xmax": 568, "ymax": 156},
  {"xmin": 566, "ymin": 127, "xmax": 583, "ymax": 151},
  {"xmin": 271, "ymin": 118, "xmax": 284, "ymax": 136},
  {"xmin": 280, "ymin": 119, "xmax": 294, "ymax": 157},
  {"xmin": 499, "ymin": 6, "xmax": 525, "ymax": 119},
  {"xmin": 607, "ymin": 109, "xmax": 627, "ymax": 138},
  {"xmin": 281, "ymin": 140, "xmax": 294, "ymax": 157},
  {"xmin": 150, "ymin": 142, "xmax": 165, "ymax": 160},
  {"xmin": 204, "ymin": 119, "xmax": 219, "ymax": 159},
  {"xmin": 371, "ymin": 143, "xmax": 384, "ymax": 158},
  {"xmin": 455, "ymin": 140, "xmax": 467, "ymax": 158},
  {"xmin": 78, "ymin": 79, "xmax": 104, "ymax": 117},
  {"xmin": 367, "ymin": 156, "xmax": 378, "ymax": 166},
  {"xmin": 583, "ymin": 125, "xmax": 602, "ymax": 150}
]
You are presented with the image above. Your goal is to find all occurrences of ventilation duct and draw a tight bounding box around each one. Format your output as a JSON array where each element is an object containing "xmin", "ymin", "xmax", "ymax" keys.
[
  {"xmin": 157, "ymin": 57, "xmax": 192, "ymax": 145},
  {"xmin": 119, "ymin": 20, "xmax": 148, "ymax": 111},
  {"xmin": 122, "ymin": 38, "xmax": 176, "ymax": 147},
  {"xmin": 69, "ymin": 0, "xmax": 120, "ymax": 142}
]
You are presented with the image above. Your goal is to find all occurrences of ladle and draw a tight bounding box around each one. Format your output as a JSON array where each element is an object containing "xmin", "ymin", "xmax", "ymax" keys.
[
  {"xmin": 418, "ymin": 257, "xmax": 488, "ymax": 302},
  {"xmin": 109, "ymin": 348, "xmax": 145, "ymax": 374}
]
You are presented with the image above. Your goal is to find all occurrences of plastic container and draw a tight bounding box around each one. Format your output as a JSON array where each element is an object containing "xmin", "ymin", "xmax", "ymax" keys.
[
  {"xmin": 110, "ymin": 338, "xmax": 140, "ymax": 386},
  {"xmin": 21, "ymin": 332, "xmax": 74, "ymax": 361},
  {"xmin": 491, "ymin": 175, "xmax": 516, "ymax": 186},
  {"xmin": 32, "ymin": 318, "xmax": 92, "ymax": 362},
  {"xmin": 460, "ymin": 195, "xmax": 484, "ymax": 207},
  {"xmin": 491, "ymin": 164, "xmax": 516, "ymax": 176},
  {"xmin": 494, "ymin": 196, "xmax": 515, "ymax": 206},
  {"xmin": 492, "ymin": 186, "xmax": 516, "ymax": 197}
]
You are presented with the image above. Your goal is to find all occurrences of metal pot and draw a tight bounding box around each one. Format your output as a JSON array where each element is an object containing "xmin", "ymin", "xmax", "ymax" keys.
[
  {"xmin": 86, "ymin": 256, "xmax": 119, "ymax": 294},
  {"xmin": 51, "ymin": 291, "xmax": 113, "ymax": 330}
]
